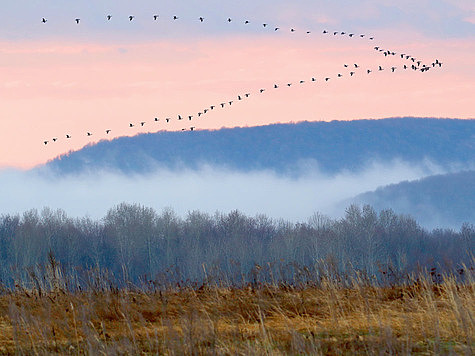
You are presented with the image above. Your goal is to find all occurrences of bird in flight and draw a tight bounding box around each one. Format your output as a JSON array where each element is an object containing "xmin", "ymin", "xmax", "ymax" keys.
[
  {"xmin": 178, "ymin": 115, "xmax": 183, "ymax": 120},
  {"xmin": 106, "ymin": 130, "xmax": 111, "ymax": 134},
  {"xmin": 42, "ymin": 18, "xmax": 47, "ymax": 23},
  {"xmin": 367, "ymin": 69, "xmax": 372, "ymax": 74},
  {"xmin": 350, "ymin": 72, "xmax": 355, "ymax": 76},
  {"xmin": 379, "ymin": 66, "xmax": 384, "ymax": 71},
  {"xmin": 140, "ymin": 121, "xmax": 146, "ymax": 126},
  {"xmin": 66, "ymin": 134, "xmax": 71, "ymax": 139},
  {"xmin": 325, "ymin": 77, "xmax": 330, "ymax": 81},
  {"xmin": 263, "ymin": 23, "xmax": 267, "ymax": 27},
  {"xmin": 107, "ymin": 15, "xmax": 112, "ymax": 21},
  {"xmin": 245, "ymin": 20, "xmax": 250, "ymax": 24},
  {"xmin": 75, "ymin": 18, "xmax": 80, "ymax": 24},
  {"xmin": 154, "ymin": 117, "xmax": 159, "ymax": 122},
  {"xmin": 391, "ymin": 66, "xmax": 397, "ymax": 72},
  {"xmin": 129, "ymin": 16, "xmax": 134, "ymax": 21},
  {"xmin": 188, "ymin": 116, "xmax": 193, "ymax": 120},
  {"xmin": 129, "ymin": 123, "xmax": 134, "ymax": 127},
  {"xmin": 323, "ymin": 30, "xmax": 328, "ymax": 34},
  {"xmin": 166, "ymin": 118, "xmax": 170, "ymax": 123},
  {"xmin": 173, "ymin": 16, "xmax": 179, "ymax": 20},
  {"xmin": 52, "ymin": 138, "xmax": 58, "ymax": 142},
  {"xmin": 154, "ymin": 15, "xmax": 159, "ymax": 21},
  {"xmin": 199, "ymin": 17, "xmax": 204, "ymax": 22},
  {"xmin": 87, "ymin": 132, "xmax": 92, "ymax": 136},
  {"xmin": 260, "ymin": 89, "xmax": 265, "ymax": 93},
  {"xmin": 44, "ymin": 140, "xmax": 48, "ymax": 145},
  {"xmin": 190, "ymin": 127, "xmax": 195, "ymax": 131},
  {"xmin": 227, "ymin": 18, "xmax": 232, "ymax": 22},
  {"xmin": 274, "ymin": 84, "xmax": 279, "ymax": 88}
]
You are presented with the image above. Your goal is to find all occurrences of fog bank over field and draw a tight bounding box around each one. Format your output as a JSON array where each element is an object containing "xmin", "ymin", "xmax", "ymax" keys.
[{"xmin": 0, "ymin": 159, "xmax": 448, "ymax": 223}]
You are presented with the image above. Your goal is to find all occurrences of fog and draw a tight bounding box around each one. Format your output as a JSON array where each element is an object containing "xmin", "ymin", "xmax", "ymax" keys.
[{"xmin": 0, "ymin": 159, "xmax": 450, "ymax": 223}]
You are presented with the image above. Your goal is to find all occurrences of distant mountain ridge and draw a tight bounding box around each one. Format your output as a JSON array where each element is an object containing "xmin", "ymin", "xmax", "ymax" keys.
[
  {"xmin": 352, "ymin": 170, "xmax": 475, "ymax": 228},
  {"xmin": 44, "ymin": 118, "xmax": 475, "ymax": 175}
]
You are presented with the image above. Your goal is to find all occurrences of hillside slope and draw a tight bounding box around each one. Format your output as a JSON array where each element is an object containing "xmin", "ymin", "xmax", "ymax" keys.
[
  {"xmin": 353, "ymin": 170, "xmax": 475, "ymax": 228},
  {"xmin": 44, "ymin": 118, "xmax": 475, "ymax": 175}
]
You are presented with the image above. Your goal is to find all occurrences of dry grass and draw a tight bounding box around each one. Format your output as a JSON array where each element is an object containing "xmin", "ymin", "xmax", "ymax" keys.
[{"xmin": 0, "ymin": 270, "xmax": 473, "ymax": 355}]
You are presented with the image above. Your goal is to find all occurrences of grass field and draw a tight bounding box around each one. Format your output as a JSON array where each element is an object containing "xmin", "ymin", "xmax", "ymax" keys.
[{"xmin": 0, "ymin": 267, "xmax": 473, "ymax": 355}]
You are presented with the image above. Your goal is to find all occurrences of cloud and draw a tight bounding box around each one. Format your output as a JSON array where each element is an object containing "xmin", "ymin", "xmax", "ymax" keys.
[{"xmin": 0, "ymin": 160, "xmax": 447, "ymax": 222}]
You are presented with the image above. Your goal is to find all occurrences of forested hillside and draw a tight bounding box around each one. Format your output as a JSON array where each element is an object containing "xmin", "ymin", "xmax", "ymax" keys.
[
  {"xmin": 0, "ymin": 204, "xmax": 472, "ymax": 286},
  {"xmin": 45, "ymin": 118, "xmax": 475, "ymax": 175},
  {"xmin": 353, "ymin": 170, "xmax": 475, "ymax": 228}
]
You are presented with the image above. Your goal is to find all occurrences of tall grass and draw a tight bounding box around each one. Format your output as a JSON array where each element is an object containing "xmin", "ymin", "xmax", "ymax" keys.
[{"xmin": 0, "ymin": 258, "xmax": 473, "ymax": 355}]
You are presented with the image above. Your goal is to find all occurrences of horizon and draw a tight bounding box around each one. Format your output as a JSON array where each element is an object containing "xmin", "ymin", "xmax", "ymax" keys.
[{"xmin": 1, "ymin": 1, "xmax": 474, "ymax": 168}]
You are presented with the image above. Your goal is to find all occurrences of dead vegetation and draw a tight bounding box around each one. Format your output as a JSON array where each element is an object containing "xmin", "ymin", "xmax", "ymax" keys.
[{"xmin": 0, "ymin": 262, "xmax": 473, "ymax": 355}]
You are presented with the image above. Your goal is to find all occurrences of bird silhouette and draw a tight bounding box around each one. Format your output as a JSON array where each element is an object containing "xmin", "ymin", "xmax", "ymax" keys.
[
  {"xmin": 274, "ymin": 27, "xmax": 279, "ymax": 31},
  {"xmin": 369, "ymin": 37, "xmax": 374, "ymax": 40},
  {"xmin": 129, "ymin": 123, "xmax": 134, "ymax": 127},
  {"xmin": 354, "ymin": 64, "xmax": 360, "ymax": 68},
  {"xmin": 87, "ymin": 132, "xmax": 92, "ymax": 136},
  {"xmin": 245, "ymin": 93, "xmax": 250, "ymax": 97},
  {"xmin": 360, "ymin": 34, "xmax": 365, "ymax": 37},
  {"xmin": 344, "ymin": 64, "xmax": 349, "ymax": 67},
  {"xmin": 350, "ymin": 72, "xmax": 355, "ymax": 76},
  {"xmin": 107, "ymin": 15, "xmax": 112, "ymax": 21},
  {"xmin": 349, "ymin": 33, "xmax": 354, "ymax": 37},
  {"xmin": 44, "ymin": 140, "xmax": 48, "ymax": 145},
  {"xmin": 198, "ymin": 112, "xmax": 202, "ymax": 117},
  {"xmin": 220, "ymin": 103, "xmax": 225, "ymax": 108},
  {"xmin": 106, "ymin": 130, "xmax": 111, "ymax": 134},
  {"xmin": 311, "ymin": 77, "xmax": 316, "ymax": 81},
  {"xmin": 238, "ymin": 95, "xmax": 242, "ymax": 100},
  {"xmin": 227, "ymin": 18, "xmax": 232, "ymax": 22},
  {"xmin": 75, "ymin": 18, "xmax": 80, "ymax": 24},
  {"xmin": 199, "ymin": 17, "xmax": 204, "ymax": 22},
  {"xmin": 190, "ymin": 127, "xmax": 195, "ymax": 131},
  {"xmin": 333, "ymin": 31, "xmax": 338, "ymax": 35},
  {"xmin": 325, "ymin": 77, "xmax": 330, "ymax": 81},
  {"xmin": 290, "ymin": 28, "xmax": 295, "ymax": 32},
  {"xmin": 210, "ymin": 105, "xmax": 215, "ymax": 110},
  {"xmin": 166, "ymin": 118, "xmax": 170, "ymax": 123},
  {"xmin": 323, "ymin": 30, "xmax": 328, "ymax": 34},
  {"xmin": 341, "ymin": 32, "xmax": 346, "ymax": 35},
  {"xmin": 300, "ymin": 80, "xmax": 305, "ymax": 83},
  {"xmin": 337, "ymin": 74, "xmax": 342, "ymax": 77},
  {"xmin": 229, "ymin": 101, "xmax": 233, "ymax": 105},
  {"xmin": 204, "ymin": 109, "xmax": 209, "ymax": 113},
  {"xmin": 287, "ymin": 83, "xmax": 292, "ymax": 86},
  {"xmin": 178, "ymin": 115, "xmax": 183, "ymax": 120},
  {"xmin": 260, "ymin": 89, "xmax": 265, "ymax": 93},
  {"xmin": 274, "ymin": 84, "xmax": 278, "ymax": 88},
  {"xmin": 188, "ymin": 116, "xmax": 193, "ymax": 120},
  {"xmin": 129, "ymin": 16, "xmax": 134, "ymax": 21},
  {"xmin": 391, "ymin": 66, "xmax": 397, "ymax": 72},
  {"xmin": 263, "ymin": 23, "xmax": 267, "ymax": 27},
  {"xmin": 52, "ymin": 138, "xmax": 58, "ymax": 142},
  {"xmin": 154, "ymin": 15, "xmax": 159, "ymax": 20},
  {"xmin": 245, "ymin": 20, "xmax": 250, "ymax": 24},
  {"xmin": 173, "ymin": 16, "xmax": 179, "ymax": 20},
  {"xmin": 66, "ymin": 134, "xmax": 71, "ymax": 138},
  {"xmin": 378, "ymin": 66, "xmax": 384, "ymax": 71},
  {"xmin": 367, "ymin": 69, "xmax": 372, "ymax": 74},
  {"xmin": 42, "ymin": 18, "xmax": 47, "ymax": 23},
  {"xmin": 140, "ymin": 122, "xmax": 146, "ymax": 126}
]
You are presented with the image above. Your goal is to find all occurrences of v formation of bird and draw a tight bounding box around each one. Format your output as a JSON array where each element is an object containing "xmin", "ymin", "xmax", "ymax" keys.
[{"xmin": 40, "ymin": 13, "xmax": 443, "ymax": 145}]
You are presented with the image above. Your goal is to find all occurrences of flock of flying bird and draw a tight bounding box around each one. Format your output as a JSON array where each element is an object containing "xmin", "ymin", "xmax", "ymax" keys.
[{"xmin": 41, "ymin": 14, "xmax": 443, "ymax": 146}]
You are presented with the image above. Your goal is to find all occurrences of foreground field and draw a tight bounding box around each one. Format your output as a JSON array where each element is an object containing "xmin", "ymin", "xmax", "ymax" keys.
[{"xmin": 0, "ymin": 273, "xmax": 473, "ymax": 355}]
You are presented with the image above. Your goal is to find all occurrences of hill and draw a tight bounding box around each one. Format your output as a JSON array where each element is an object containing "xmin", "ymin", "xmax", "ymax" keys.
[
  {"xmin": 353, "ymin": 170, "xmax": 475, "ymax": 228},
  {"xmin": 44, "ymin": 117, "xmax": 475, "ymax": 175}
]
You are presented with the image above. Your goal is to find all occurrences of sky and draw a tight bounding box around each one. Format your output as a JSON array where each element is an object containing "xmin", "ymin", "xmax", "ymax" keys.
[{"xmin": 0, "ymin": 0, "xmax": 474, "ymax": 168}]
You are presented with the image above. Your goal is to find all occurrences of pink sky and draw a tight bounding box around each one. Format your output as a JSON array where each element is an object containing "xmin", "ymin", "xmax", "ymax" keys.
[{"xmin": 0, "ymin": 31, "xmax": 474, "ymax": 169}]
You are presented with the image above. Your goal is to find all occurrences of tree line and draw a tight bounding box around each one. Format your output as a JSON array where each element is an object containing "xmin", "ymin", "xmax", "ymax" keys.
[{"xmin": 0, "ymin": 203, "xmax": 473, "ymax": 287}]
